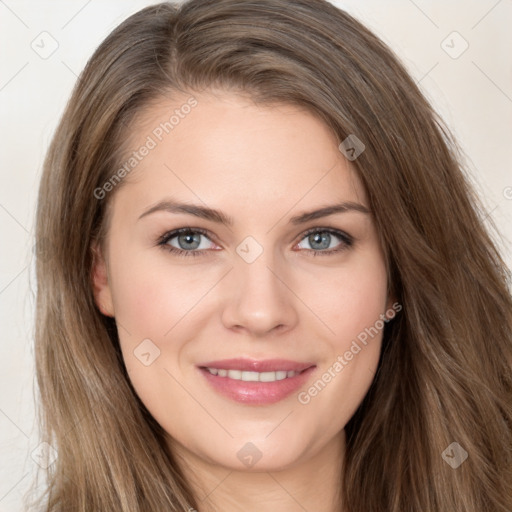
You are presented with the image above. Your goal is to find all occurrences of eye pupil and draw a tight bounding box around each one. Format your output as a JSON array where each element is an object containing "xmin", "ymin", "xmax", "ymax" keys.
[
  {"xmin": 309, "ymin": 232, "xmax": 331, "ymax": 250},
  {"xmin": 178, "ymin": 232, "xmax": 201, "ymax": 250}
]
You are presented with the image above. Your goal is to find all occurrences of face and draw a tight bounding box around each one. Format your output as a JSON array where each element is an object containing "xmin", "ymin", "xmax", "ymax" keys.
[{"xmin": 92, "ymin": 89, "xmax": 393, "ymax": 473}]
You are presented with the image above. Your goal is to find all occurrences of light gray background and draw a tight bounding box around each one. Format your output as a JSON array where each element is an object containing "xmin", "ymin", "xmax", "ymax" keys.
[{"xmin": 1, "ymin": 0, "xmax": 511, "ymax": 510}]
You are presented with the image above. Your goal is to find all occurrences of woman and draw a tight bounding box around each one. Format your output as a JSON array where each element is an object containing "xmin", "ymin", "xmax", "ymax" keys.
[{"xmin": 33, "ymin": 0, "xmax": 512, "ymax": 510}]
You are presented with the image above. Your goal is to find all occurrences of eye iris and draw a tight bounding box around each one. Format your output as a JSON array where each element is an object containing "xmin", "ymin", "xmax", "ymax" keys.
[
  {"xmin": 178, "ymin": 232, "xmax": 201, "ymax": 250},
  {"xmin": 309, "ymin": 232, "xmax": 331, "ymax": 250}
]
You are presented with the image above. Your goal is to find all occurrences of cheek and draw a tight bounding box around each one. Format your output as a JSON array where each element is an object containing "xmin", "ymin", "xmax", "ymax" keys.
[
  {"xmin": 107, "ymin": 250, "xmax": 217, "ymax": 405},
  {"xmin": 294, "ymin": 253, "xmax": 387, "ymax": 416},
  {"xmin": 110, "ymin": 264, "xmax": 187, "ymax": 421},
  {"xmin": 308, "ymin": 253, "xmax": 389, "ymax": 347},
  {"xmin": 109, "ymin": 248, "xmax": 206, "ymax": 338}
]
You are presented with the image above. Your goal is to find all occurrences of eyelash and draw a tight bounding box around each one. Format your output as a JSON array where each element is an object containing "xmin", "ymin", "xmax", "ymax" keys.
[{"xmin": 156, "ymin": 227, "xmax": 354, "ymax": 258}]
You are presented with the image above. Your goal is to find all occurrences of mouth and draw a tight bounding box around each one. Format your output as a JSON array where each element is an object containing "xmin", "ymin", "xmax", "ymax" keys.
[
  {"xmin": 202, "ymin": 367, "xmax": 304, "ymax": 382},
  {"xmin": 197, "ymin": 358, "xmax": 316, "ymax": 405}
]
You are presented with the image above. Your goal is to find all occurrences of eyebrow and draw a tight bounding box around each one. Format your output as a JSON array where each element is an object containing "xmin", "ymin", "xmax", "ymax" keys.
[{"xmin": 138, "ymin": 199, "xmax": 371, "ymax": 226}]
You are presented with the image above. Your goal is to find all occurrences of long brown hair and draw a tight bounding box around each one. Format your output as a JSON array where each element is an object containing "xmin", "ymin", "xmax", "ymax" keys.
[{"xmin": 32, "ymin": 0, "xmax": 512, "ymax": 510}]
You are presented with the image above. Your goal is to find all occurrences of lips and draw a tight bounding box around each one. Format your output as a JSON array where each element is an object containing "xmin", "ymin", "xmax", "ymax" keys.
[{"xmin": 197, "ymin": 358, "xmax": 316, "ymax": 405}]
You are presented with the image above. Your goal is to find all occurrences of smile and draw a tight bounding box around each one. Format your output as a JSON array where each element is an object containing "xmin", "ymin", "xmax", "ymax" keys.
[
  {"xmin": 197, "ymin": 358, "xmax": 316, "ymax": 405},
  {"xmin": 204, "ymin": 368, "xmax": 301, "ymax": 382}
]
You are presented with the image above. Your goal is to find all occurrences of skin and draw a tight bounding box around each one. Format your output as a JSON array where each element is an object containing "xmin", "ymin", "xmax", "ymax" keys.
[{"xmin": 92, "ymin": 89, "xmax": 393, "ymax": 512}]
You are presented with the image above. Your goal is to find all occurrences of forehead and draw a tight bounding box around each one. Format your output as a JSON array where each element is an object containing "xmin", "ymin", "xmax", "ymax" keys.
[{"xmin": 111, "ymin": 90, "xmax": 368, "ymax": 218}]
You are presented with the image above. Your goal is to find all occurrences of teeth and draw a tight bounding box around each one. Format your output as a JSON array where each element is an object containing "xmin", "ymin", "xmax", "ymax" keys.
[
  {"xmin": 259, "ymin": 371, "xmax": 277, "ymax": 382},
  {"xmin": 206, "ymin": 367, "xmax": 299, "ymax": 382},
  {"xmin": 241, "ymin": 371, "xmax": 259, "ymax": 381}
]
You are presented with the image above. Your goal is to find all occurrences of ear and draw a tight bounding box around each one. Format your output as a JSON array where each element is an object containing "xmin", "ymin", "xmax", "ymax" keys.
[{"xmin": 91, "ymin": 242, "xmax": 115, "ymax": 317}]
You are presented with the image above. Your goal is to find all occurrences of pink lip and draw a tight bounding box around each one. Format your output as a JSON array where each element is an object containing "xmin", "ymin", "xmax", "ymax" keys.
[{"xmin": 197, "ymin": 358, "xmax": 316, "ymax": 405}]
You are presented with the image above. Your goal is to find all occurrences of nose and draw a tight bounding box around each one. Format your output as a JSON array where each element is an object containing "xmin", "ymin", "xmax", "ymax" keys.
[{"xmin": 221, "ymin": 249, "xmax": 299, "ymax": 337}]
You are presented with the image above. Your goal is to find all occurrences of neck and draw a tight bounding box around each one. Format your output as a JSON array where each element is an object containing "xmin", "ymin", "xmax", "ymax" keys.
[{"xmin": 170, "ymin": 430, "xmax": 346, "ymax": 512}]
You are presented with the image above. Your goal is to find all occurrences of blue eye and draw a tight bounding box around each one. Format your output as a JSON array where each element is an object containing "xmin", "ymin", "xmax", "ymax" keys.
[
  {"xmin": 157, "ymin": 227, "xmax": 214, "ymax": 257},
  {"xmin": 157, "ymin": 227, "xmax": 353, "ymax": 258},
  {"xmin": 296, "ymin": 228, "xmax": 353, "ymax": 256}
]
